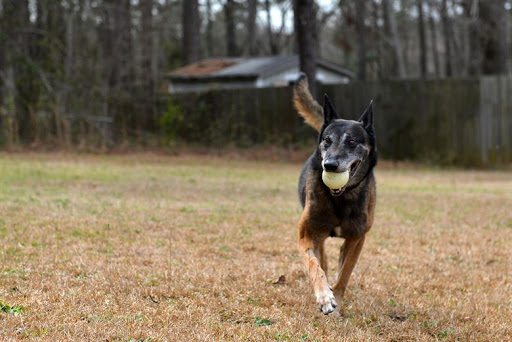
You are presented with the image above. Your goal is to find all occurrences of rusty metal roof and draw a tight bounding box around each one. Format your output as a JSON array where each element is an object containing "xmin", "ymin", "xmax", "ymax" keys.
[
  {"xmin": 169, "ymin": 58, "xmax": 243, "ymax": 77},
  {"xmin": 167, "ymin": 55, "xmax": 354, "ymax": 80}
]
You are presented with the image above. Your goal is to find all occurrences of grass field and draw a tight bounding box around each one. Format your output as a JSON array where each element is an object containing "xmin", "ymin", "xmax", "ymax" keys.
[{"xmin": 0, "ymin": 153, "xmax": 510, "ymax": 341}]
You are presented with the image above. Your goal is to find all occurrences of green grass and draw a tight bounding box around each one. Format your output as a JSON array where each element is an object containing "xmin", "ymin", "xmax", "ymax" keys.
[
  {"xmin": 0, "ymin": 152, "xmax": 510, "ymax": 341},
  {"xmin": 0, "ymin": 300, "xmax": 24, "ymax": 315}
]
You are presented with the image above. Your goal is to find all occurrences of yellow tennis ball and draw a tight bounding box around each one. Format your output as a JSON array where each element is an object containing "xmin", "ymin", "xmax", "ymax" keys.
[{"xmin": 322, "ymin": 170, "xmax": 349, "ymax": 189}]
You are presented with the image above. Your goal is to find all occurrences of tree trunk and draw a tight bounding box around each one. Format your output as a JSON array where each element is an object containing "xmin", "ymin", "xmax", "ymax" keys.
[
  {"xmin": 206, "ymin": 0, "xmax": 214, "ymax": 57},
  {"xmin": 0, "ymin": 6, "xmax": 5, "ymax": 120},
  {"xmin": 479, "ymin": 0, "xmax": 507, "ymax": 74},
  {"xmin": 101, "ymin": 0, "xmax": 133, "ymax": 144},
  {"xmin": 381, "ymin": 0, "xmax": 392, "ymax": 77},
  {"xmin": 265, "ymin": 0, "xmax": 278, "ymax": 55},
  {"xmin": 399, "ymin": 0, "xmax": 410, "ymax": 73},
  {"xmin": 466, "ymin": 0, "xmax": 480, "ymax": 76},
  {"xmin": 383, "ymin": 0, "xmax": 407, "ymax": 78},
  {"xmin": 356, "ymin": 0, "xmax": 367, "ymax": 80},
  {"xmin": 225, "ymin": 0, "xmax": 238, "ymax": 56},
  {"xmin": 4, "ymin": 0, "xmax": 34, "ymax": 142},
  {"xmin": 293, "ymin": 0, "xmax": 318, "ymax": 97},
  {"xmin": 372, "ymin": 0, "xmax": 383, "ymax": 79},
  {"xmin": 427, "ymin": 0, "xmax": 441, "ymax": 77},
  {"xmin": 182, "ymin": 0, "xmax": 200, "ymax": 64},
  {"xmin": 246, "ymin": 0, "xmax": 258, "ymax": 56},
  {"xmin": 140, "ymin": 0, "xmax": 155, "ymax": 127},
  {"xmin": 417, "ymin": 0, "xmax": 427, "ymax": 78},
  {"xmin": 441, "ymin": 0, "xmax": 453, "ymax": 76}
]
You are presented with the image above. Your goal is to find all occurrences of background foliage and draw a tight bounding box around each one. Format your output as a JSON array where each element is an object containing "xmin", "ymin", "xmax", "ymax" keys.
[{"xmin": 0, "ymin": 0, "xmax": 511, "ymax": 164}]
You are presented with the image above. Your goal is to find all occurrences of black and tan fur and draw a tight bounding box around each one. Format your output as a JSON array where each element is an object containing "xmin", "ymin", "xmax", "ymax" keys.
[{"xmin": 294, "ymin": 74, "xmax": 377, "ymax": 315}]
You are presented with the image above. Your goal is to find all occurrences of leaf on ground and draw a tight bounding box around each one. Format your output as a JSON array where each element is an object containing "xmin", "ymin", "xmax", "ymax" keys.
[
  {"xmin": 388, "ymin": 313, "xmax": 407, "ymax": 322},
  {"xmin": 273, "ymin": 275, "xmax": 286, "ymax": 285}
]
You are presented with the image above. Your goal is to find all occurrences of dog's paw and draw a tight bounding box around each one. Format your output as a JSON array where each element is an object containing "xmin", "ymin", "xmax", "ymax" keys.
[{"xmin": 316, "ymin": 289, "xmax": 337, "ymax": 315}]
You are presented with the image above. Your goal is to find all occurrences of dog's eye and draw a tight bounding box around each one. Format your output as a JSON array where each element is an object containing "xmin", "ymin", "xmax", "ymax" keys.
[
  {"xmin": 348, "ymin": 140, "xmax": 357, "ymax": 147},
  {"xmin": 324, "ymin": 137, "xmax": 332, "ymax": 147}
]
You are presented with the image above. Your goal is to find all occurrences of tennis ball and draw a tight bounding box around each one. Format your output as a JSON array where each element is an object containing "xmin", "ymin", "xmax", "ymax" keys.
[{"xmin": 322, "ymin": 170, "xmax": 349, "ymax": 189}]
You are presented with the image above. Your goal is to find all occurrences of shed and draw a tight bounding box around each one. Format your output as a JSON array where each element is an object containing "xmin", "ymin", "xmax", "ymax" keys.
[{"xmin": 165, "ymin": 55, "xmax": 354, "ymax": 94}]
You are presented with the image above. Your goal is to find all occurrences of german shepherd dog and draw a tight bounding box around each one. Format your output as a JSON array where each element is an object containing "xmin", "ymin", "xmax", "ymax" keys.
[{"xmin": 293, "ymin": 74, "xmax": 377, "ymax": 315}]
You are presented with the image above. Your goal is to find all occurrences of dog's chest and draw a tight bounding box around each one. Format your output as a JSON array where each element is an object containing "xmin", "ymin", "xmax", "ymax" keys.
[{"xmin": 327, "ymin": 198, "xmax": 368, "ymax": 238}]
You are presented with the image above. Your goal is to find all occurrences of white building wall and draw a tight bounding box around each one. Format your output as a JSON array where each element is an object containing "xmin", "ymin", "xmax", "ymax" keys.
[{"xmin": 256, "ymin": 67, "xmax": 349, "ymax": 88}]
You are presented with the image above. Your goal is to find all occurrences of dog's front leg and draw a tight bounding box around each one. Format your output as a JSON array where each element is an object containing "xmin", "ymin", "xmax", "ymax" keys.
[
  {"xmin": 332, "ymin": 235, "xmax": 366, "ymax": 300},
  {"xmin": 298, "ymin": 213, "xmax": 336, "ymax": 314},
  {"xmin": 298, "ymin": 236, "xmax": 337, "ymax": 314}
]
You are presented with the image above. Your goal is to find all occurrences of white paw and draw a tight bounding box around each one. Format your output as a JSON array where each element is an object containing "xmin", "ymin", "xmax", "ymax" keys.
[{"xmin": 316, "ymin": 289, "xmax": 337, "ymax": 315}]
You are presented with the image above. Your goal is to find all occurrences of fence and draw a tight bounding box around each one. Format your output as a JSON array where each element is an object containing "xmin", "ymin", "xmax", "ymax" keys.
[
  {"xmin": 168, "ymin": 76, "xmax": 511, "ymax": 167},
  {"xmin": 0, "ymin": 77, "xmax": 510, "ymax": 166}
]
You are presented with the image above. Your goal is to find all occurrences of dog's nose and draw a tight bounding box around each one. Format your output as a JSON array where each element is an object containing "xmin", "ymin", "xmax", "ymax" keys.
[{"xmin": 323, "ymin": 159, "xmax": 339, "ymax": 172}]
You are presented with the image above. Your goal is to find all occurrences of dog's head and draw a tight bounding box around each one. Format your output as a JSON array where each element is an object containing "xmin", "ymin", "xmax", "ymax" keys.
[{"xmin": 318, "ymin": 95, "xmax": 377, "ymax": 196}]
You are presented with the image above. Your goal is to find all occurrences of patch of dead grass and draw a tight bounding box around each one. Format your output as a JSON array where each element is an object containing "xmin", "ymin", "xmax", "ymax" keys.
[{"xmin": 0, "ymin": 153, "xmax": 510, "ymax": 340}]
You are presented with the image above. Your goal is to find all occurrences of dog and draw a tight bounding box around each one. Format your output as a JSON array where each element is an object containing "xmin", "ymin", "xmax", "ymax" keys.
[{"xmin": 293, "ymin": 74, "xmax": 377, "ymax": 315}]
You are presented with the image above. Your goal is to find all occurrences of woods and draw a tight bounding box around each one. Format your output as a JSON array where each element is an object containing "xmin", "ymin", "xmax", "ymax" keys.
[{"xmin": 0, "ymin": 0, "xmax": 511, "ymax": 152}]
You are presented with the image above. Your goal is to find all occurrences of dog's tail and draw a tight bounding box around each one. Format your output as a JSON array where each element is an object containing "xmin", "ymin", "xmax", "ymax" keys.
[{"xmin": 293, "ymin": 73, "xmax": 324, "ymax": 132}]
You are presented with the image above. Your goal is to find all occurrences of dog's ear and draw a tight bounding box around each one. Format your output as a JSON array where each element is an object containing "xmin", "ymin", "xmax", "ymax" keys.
[
  {"xmin": 358, "ymin": 100, "xmax": 374, "ymax": 133},
  {"xmin": 322, "ymin": 94, "xmax": 338, "ymax": 125}
]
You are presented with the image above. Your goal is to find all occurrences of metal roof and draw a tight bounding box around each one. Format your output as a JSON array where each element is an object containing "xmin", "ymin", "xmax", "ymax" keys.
[{"xmin": 167, "ymin": 55, "xmax": 354, "ymax": 80}]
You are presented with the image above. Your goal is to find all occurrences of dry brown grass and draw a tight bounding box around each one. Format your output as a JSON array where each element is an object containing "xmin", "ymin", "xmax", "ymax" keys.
[{"xmin": 0, "ymin": 153, "xmax": 510, "ymax": 341}]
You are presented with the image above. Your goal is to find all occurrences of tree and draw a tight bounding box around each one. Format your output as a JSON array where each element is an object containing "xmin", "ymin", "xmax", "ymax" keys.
[
  {"xmin": 427, "ymin": 0, "xmax": 441, "ymax": 77},
  {"xmin": 480, "ymin": 0, "xmax": 507, "ymax": 74},
  {"xmin": 182, "ymin": 0, "xmax": 200, "ymax": 64},
  {"xmin": 100, "ymin": 0, "xmax": 135, "ymax": 144},
  {"xmin": 246, "ymin": 0, "xmax": 258, "ymax": 56},
  {"xmin": 417, "ymin": 0, "xmax": 427, "ymax": 77},
  {"xmin": 464, "ymin": 0, "xmax": 481, "ymax": 76},
  {"xmin": 383, "ymin": 0, "xmax": 407, "ymax": 78},
  {"xmin": 0, "ymin": 3, "xmax": 5, "ymax": 119},
  {"xmin": 140, "ymin": 0, "xmax": 155, "ymax": 124},
  {"xmin": 4, "ymin": 0, "xmax": 37, "ymax": 142},
  {"xmin": 293, "ymin": 0, "xmax": 318, "ymax": 97},
  {"xmin": 265, "ymin": 0, "xmax": 278, "ymax": 55},
  {"xmin": 441, "ymin": 0, "xmax": 453, "ymax": 76},
  {"xmin": 206, "ymin": 0, "xmax": 214, "ymax": 57},
  {"xmin": 355, "ymin": 0, "xmax": 367, "ymax": 80},
  {"xmin": 224, "ymin": 0, "xmax": 238, "ymax": 56}
]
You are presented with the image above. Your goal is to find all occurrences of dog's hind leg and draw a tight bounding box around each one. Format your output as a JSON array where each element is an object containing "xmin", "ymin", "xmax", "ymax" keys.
[
  {"xmin": 332, "ymin": 235, "xmax": 366, "ymax": 300},
  {"xmin": 333, "ymin": 240, "xmax": 346, "ymax": 283}
]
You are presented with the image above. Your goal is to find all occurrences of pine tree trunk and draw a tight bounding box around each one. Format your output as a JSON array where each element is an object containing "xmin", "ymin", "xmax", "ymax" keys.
[
  {"xmin": 246, "ymin": 0, "xmax": 258, "ymax": 56},
  {"xmin": 441, "ymin": 0, "xmax": 453, "ymax": 76},
  {"xmin": 5, "ymin": 0, "xmax": 33, "ymax": 142},
  {"xmin": 480, "ymin": 0, "xmax": 507, "ymax": 74},
  {"xmin": 293, "ymin": 0, "xmax": 318, "ymax": 97},
  {"xmin": 356, "ymin": 0, "xmax": 367, "ymax": 80},
  {"xmin": 466, "ymin": 0, "xmax": 480, "ymax": 76},
  {"xmin": 417, "ymin": 0, "xmax": 427, "ymax": 78},
  {"xmin": 225, "ymin": 0, "xmax": 238, "ymax": 56},
  {"xmin": 206, "ymin": 0, "xmax": 214, "ymax": 57},
  {"xmin": 384, "ymin": 0, "xmax": 407, "ymax": 78},
  {"xmin": 182, "ymin": 0, "xmax": 200, "ymax": 64},
  {"xmin": 427, "ymin": 0, "xmax": 441, "ymax": 77},
  {"xmin": 265, "ymin": 0, "xmax": 278, "ymax": 55},
  {"xmin": 140, "ymin": 0, "xmax": 154, "ymax": 128}
]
